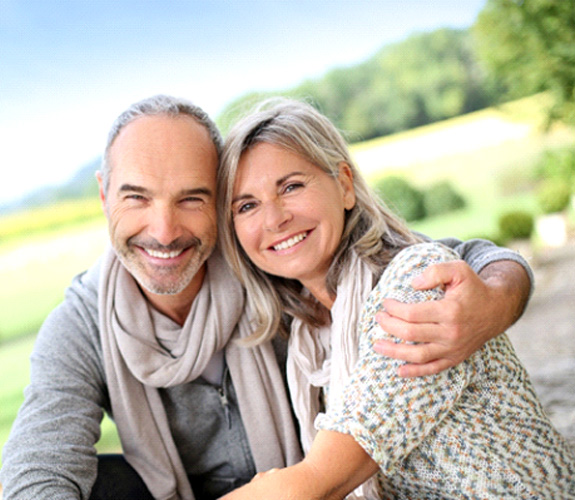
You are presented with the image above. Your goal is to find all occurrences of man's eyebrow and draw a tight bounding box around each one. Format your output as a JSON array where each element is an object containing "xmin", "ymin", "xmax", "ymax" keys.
[
  {"xmin": 119, "ymin": 184, "xmax": 149, "ymax": 194},
  {"xmin": 179, "ymin": 187, "xmax": 214, "ymax": 197},
  {"xmin": 117, "ymin": 185, "xmax": 213, "ymax": 197}
]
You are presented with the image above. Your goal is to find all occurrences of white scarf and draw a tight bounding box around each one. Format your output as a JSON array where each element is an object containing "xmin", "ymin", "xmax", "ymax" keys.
[
  {"xmin": 99, "ymin": 246, "xmax": 302, "ymax": 500},
  {"xmin": 287, "ymin": 251, "xmax": 381, "ymax": 499}
]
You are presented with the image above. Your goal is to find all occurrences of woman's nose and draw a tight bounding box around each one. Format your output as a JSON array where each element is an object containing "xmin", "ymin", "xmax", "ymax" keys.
[{"xmin": 262, "ymin": 200, "xmax": 292, "ymax": 232}]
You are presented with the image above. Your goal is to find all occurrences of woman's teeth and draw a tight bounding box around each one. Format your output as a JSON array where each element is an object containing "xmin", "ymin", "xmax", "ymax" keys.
[{"xmin": 273, "ymin": 232, "xmax": 307, "ymax": 251}]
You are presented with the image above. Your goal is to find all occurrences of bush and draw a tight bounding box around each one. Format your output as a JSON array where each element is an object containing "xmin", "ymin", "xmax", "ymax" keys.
[
  {"xmin": 534, "ymin": 147, "xmax": 575, "ymax": 184},
  {"xmin": 498, "ymin": 210, "xmax": 534, "ymax": 242},
  {"xmin": 537, "ymin": 180, "xmax": 571, "ymax": 214},
  {"xmin": 470, "ymin": 233, "xmax": 508, "ymax": 248},
  {"xmin": 422, "ymin": 181, "xmax": 466, "ymax": 217},
  {"xmin": 375, "ymin": 176, "xmax": 425, "ymax": 222}
]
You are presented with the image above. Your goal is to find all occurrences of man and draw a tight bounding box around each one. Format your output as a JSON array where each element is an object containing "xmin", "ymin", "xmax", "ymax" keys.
[{"xmin": 0, "ymin": 95, "xmax": 533, "ymax": 499}]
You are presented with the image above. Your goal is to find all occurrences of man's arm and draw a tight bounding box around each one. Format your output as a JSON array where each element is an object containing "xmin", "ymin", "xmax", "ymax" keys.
[
  {"xmin": 0, "ymin": 273, "xmax": 107, "ymax": 499},
  {"xmin": 374, "ymin": 237, "xmax": 533, "ymax": 377}
]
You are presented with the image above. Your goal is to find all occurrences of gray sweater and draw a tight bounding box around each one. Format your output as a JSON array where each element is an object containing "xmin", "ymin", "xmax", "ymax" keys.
[{"xmin": 0, "ymin": 238, "xmax": 533, "ymax": 499}]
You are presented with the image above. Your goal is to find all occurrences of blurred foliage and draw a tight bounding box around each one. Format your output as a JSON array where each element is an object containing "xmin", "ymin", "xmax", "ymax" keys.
[
  {"xmin": 473, "ymin": 0, "xmax": 575, "ymax": 125},
  {"xmin": 498, "ymin": 210, "xmax": 535, "ymax": 242},
  {"xmin": 217, "ymin": 28, "xmax": 499, "ymax": 139},
  {"xmin": 537, "ymin": 179, "xmax": 572, "ymax": 214},
  {"xmin": 375, "ymin": 176, "xmax": 425, "ymax": 222},
  {"xmin": 376, "ymin": 176, "xmax": 467, "ymax": 223},
  {"xmin": 422, "ymin": 181, "xmax": 466, "ymax": 217},
  {"xmin": 534, "ymin": 147, "xmax": 575, "ymax": 184}
]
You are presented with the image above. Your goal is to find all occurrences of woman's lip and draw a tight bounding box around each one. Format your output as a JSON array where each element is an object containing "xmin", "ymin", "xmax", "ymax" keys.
[{"xmin": 269, "ymin": 230, "xmax": 310, "ymax": 251}]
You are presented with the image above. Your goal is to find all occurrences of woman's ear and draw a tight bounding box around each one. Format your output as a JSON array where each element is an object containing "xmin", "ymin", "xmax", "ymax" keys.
[{"xmin": 338, "ymin": 163, "xmax": 356, "ymax": 210}]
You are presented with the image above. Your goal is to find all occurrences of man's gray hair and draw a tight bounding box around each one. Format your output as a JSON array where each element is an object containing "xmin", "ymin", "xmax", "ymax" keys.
[{"xmin": 100, "ymin": 94, "xmax": 223, "ymax": 194}]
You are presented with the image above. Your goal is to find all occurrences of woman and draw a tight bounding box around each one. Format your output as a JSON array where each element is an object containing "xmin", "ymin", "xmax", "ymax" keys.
[{"xmin": 217, "ymin": 98, "xmax": 575, "ymax": 499}]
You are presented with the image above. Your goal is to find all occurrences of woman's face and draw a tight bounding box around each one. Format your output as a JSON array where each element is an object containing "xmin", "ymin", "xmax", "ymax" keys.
[{"xmin": 231, "ymin": 142, "xmax": 355, "ymax": 299}]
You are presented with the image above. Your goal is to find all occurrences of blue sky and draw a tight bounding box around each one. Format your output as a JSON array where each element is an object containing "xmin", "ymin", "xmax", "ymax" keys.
[{"xmin": 0, "ymin": 0, "xmax": 487, "ymax": 205}]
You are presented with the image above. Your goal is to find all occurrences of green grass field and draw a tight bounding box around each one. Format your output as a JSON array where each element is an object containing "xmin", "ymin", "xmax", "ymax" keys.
[
  {"xmin": 1, "ymin": 93, "xmax": 574, "ymax": 471},
  {"xmin": 0, "ymin": 219, "xmax": 108, "ymax": 342}
]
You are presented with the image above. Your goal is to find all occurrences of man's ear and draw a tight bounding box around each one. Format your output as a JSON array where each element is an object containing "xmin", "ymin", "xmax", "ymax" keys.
[
  {"xmin": 338, "ymin": 163, "xmax": 356, "ymax": 210},
  {"xmin": 95, "ymin": 171, "xmax": 107, "ymax": 211}
]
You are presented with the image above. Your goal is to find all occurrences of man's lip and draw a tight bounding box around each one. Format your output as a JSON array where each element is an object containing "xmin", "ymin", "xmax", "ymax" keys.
[
  {"xmin": 132, "ymin": 244, "xmax": 191, "ymax": 263},
  {"xmin": 143, "ymin": 247, "xmax": 185, "ymax": 259}
]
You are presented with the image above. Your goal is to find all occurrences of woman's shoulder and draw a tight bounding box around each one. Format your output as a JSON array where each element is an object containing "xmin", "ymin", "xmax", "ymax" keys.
[{"xmin": 368, "ymin": 242, "xmax": 458, "ymax": 306}]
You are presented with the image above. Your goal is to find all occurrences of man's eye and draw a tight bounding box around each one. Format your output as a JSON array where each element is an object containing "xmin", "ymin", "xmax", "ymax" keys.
[
  {"xmin": 126, "ymin": 194, "xmax": 145, "ymax": 201},
  {"xmin": 182, "ymin": 197, "xmax": 203, "ymax": 204}
]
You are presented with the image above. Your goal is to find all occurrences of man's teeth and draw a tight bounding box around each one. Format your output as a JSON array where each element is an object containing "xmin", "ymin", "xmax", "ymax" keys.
[
  {"xmin": 273, "ymin": 232, "xmax": 307, "ymax": 251},
  {"xmin": 145, "ymin": 248, "xmax": 183, "ymax": 259}
]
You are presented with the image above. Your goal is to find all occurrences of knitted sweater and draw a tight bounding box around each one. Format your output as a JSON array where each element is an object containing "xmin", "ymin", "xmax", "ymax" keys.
[{"xmin": 317, "ymin": 243, "xmax": 575, "ymax": 498}]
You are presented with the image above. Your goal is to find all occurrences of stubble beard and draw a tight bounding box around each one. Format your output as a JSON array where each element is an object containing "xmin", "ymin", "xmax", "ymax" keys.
[{"xmin": 116, "ymin": 236, "xmax": 214, "ymax": 296}]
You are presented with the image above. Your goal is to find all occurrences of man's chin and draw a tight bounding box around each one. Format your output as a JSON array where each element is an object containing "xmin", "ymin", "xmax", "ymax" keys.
[{"xmin": 135, "ymin": 276, "xmax": 190, "ymax": 296}]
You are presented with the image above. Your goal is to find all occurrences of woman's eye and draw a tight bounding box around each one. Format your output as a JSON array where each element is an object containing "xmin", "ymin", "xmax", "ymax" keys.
[
  {"xmin": 237, "ymin": 201, "xmax": 256, "ymax": 214},
  {"xmin": 284, "ymin": 182, "xmax": 304, "ymax": 194}
]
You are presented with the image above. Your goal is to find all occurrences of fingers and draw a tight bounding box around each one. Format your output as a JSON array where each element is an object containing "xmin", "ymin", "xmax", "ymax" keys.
[
  {"xmin": 397, "ymin": 358, "xmax": 455, "ymax": 378},
  {"xmin": 373, "ymin": 339, "xmax": 464, "ymax": 378},
  {"xmin": 411, "ymin": 260, "xmax": 470, "ymax": 291},
  {"xmin": 373, "ymin": 338, "xmax": 449, "ymax": 364},
  {"xmin": 376, "ymin": 308, "xmax": 449, "ymax": 342},
  {"xmin": 379, "ymin": 300, "xmax": 442, "ymax": 326}
]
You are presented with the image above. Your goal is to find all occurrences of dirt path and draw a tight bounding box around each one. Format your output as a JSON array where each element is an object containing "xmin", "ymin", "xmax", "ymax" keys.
[{"xmin": 507, "ymin": 241, "xmax": 575, "ymax": 450}]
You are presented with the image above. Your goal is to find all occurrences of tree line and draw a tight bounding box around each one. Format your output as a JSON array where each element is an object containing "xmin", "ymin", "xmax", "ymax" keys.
[{"xmin": 218, "ymin": 0, "xmax": 575, "ymax": 140}]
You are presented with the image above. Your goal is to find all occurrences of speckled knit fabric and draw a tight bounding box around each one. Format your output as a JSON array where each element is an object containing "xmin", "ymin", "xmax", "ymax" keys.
[{"xmin": 316, "ymin": 242, "xmax": 575, "ymax": 499}]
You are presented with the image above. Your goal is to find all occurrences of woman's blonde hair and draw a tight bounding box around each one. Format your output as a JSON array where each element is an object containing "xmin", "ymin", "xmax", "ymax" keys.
[{"xmin": 218, "ymin": 98, "xmax": 419, "ymax": 345}]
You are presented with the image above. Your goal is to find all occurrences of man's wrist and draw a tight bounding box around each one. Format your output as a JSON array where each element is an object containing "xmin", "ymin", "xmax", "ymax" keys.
[{"xmin": 479, "ymin": 260, "xmax": 531, "ymax": 331}]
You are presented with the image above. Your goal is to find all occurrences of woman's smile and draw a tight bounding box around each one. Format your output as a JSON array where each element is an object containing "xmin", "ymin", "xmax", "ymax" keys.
[{"xmin": 232, "ymin": 142, "xmax": 355, "ymax": 298}]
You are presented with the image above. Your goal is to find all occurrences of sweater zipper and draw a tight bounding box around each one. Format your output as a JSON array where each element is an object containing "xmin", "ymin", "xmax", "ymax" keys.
[{"xmin": 218, "ymin": 367, "xmax": 232, "ymax": 429}]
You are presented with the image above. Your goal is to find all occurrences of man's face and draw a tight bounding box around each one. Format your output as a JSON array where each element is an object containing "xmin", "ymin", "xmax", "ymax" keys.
[{"xmin": 98, "ymin": 115, "xmax": 218, "ymax": 299}]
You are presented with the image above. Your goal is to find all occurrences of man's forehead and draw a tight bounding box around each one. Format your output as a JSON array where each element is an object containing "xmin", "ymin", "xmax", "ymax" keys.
[
  {"xmin": 107, "ymin": 115, "xmax": 217, "ymax": 188},
  {"xmin": 112, "ymin": 114, "xmax": 212, "ymax": 151}
]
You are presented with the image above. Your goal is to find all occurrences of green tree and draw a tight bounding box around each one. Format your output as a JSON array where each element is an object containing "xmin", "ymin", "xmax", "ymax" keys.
[
  {"xmin": 218, "ymin": 28, "xmax": 497, "ymax": 141},
  {"xmin": 473, "ymin": 0, "xmax": 575, "ymax": 124}
]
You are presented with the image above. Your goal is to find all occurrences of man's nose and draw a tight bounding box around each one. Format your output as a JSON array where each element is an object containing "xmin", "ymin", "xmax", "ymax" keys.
[
  {"xmin": 262, "ymin": 200, "xmax": 292, "ymax": 232},
  {"xmin": 147, "ymin": 205, "xmax": 184, "ymax": 245}
]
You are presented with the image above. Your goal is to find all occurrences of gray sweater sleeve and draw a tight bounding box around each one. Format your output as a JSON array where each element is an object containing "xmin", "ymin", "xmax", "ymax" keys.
[
  {"xmin": 430, "ymin": 235, "xmax": 535, "ymax": 297},
  {"xmin": 1, "ymin": 264, "xmax": 108, "ymax": 500}
]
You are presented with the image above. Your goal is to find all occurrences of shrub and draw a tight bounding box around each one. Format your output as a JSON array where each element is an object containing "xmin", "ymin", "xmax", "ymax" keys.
[
  {"xmin": 422, "ymin": 181, "xmax": 466, "ymax": 217},
  {"xmin": 498, "ymin": 210, "xmax": 534, "ymax": 242},
  {"xmin": 474, "ymin": 233, "xmax": 508, "ymax": 247},
  {"xmin": 537, "ymin": 180, "xmax": 571, "ymax": 214},
  {"xmin": 375, "ymin": 176, "xmax": 425, "ymax": 222},
  {"xmin": 534, "ymin": 147, "xmax": 575, "ymax": 184}
]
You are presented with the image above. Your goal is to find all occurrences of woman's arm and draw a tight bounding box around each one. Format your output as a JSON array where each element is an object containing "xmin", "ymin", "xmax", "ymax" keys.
[
  {"xmin": 220, "ymin": 430, "xmax": 378, "ymax": 500},
  {"xmin": 374, "ymin": 237, "xmax": 532, "ymax": 377},
  {"xmin": 316, "ymin": 243, "xmax": 474, "ymax": 476}
]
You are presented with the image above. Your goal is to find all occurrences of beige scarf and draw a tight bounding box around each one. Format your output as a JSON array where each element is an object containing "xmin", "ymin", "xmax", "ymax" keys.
[
  {"xmin": 287, "ymin": 251, "xmax": 380, "ymax": 499},
  {"xmin": 99, "ymin": 246, "xmax": 302, "ymax": 500}
]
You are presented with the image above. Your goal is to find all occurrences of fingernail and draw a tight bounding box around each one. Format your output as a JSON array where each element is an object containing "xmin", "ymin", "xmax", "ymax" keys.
[{"xmin": 411, "ymin": 275, "xmax": 424, "ymax": 287}]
